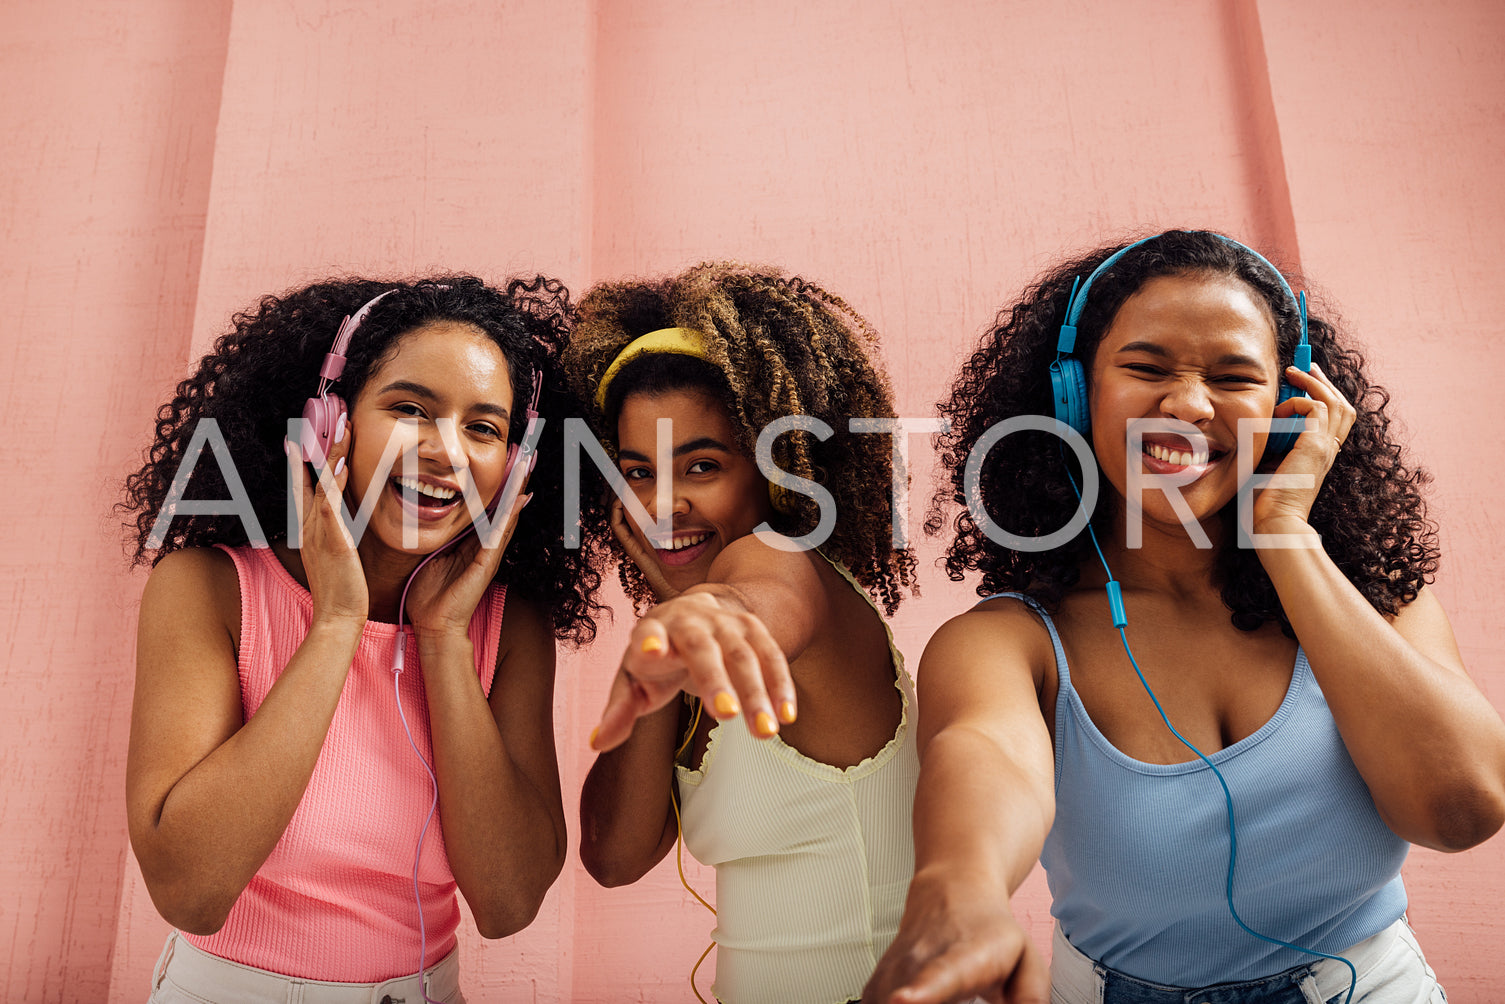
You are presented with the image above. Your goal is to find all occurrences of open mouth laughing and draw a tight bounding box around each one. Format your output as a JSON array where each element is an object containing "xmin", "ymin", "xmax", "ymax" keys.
[
  {"xmin": 390, "ymin": 474, "xmax": 465, "ymax": 521},
  {"xmin": 1138, "ymin": 435, "xmax": 1228, "ymax": 477},
  {"xmin": 656, "ymin": 530, "xmax": 714, "ymax": 566}
]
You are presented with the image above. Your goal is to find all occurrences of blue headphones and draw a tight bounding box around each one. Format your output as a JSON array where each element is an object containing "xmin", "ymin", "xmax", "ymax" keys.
[{"xmin": 1049, "ymin": 232, "xmax": 1311, "ymax": 452}]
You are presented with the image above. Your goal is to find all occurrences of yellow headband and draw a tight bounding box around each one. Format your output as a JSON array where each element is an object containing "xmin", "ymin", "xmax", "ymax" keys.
[{"xmin": 594, "ymin": 326, "xmax": 711, "ymax": 410}]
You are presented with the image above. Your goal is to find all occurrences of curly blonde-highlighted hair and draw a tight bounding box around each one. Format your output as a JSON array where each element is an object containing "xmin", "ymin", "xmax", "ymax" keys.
[{"xmin": 564, "ymin": 262, "xmax": 915, "ymax": 614}]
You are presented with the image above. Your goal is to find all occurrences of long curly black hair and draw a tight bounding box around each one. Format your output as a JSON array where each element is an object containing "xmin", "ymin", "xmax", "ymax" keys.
[
  {"xmin": 120, "ymin": 275, "xmax": 608, "ymax": 643},
  {"xmin": 563, "ymin": 262, "xmax": 916, "ymax": 615},
  {"xmin": 927, "ymin": 230, "xmax": 1438, "ymax": 633}
]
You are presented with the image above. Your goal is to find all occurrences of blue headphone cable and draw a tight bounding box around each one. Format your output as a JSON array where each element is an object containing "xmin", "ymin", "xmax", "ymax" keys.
[{"xmin": 1061, "ymin": 451, "xmax": 1357, "ymax": 1003}]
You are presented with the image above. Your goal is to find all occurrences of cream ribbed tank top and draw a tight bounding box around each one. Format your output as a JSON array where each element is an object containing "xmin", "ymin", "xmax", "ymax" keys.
[{"xmin": 675, "ymin": 562, "xmax": 918, "ymax": 1004}]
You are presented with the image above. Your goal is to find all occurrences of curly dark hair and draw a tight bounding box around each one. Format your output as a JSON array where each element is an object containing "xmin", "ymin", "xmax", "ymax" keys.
[
  {"xmin": 563, "ymin": 261, "xmax": 916, "ymax": 614},
  {"xmin": 927, "ymin": 230, "xmax": 1439, "ymax": 633},
  {"xmin": 119, "ymin": 274, "xmax": 608, "ymax": 643}
]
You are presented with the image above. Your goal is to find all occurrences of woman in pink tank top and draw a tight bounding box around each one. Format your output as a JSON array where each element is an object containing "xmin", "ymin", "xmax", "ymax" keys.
[{"xmin": 121, "ymin": 277, "xmax": 607, "ymax": 1001}]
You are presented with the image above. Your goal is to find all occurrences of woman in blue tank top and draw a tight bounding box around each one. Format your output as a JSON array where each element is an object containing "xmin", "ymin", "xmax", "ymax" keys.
[{"xmin": 864, "ymin": 230, "xmax": 1505, "ymax": 1004}]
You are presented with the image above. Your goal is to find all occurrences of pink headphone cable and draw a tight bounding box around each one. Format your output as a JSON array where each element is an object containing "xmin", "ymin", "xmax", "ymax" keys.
[{"xmin": 385, "ymin": 373, "xmax": 540, "ymax": 1002}]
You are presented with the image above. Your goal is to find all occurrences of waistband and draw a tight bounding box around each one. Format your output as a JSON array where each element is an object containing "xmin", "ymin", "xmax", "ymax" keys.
[
  {"xmin": 152, "ymin": 932, "xmax": 463, "ymax": 1004},
  {"xmin": 1050, "ymin": 919, "xmax": 1402, "ymax": 1004}
]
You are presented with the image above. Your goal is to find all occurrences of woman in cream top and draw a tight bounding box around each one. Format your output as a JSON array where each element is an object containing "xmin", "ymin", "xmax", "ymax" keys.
[
  {"xmin": 677, "ymin": 561, "xmax": 919, "ymax": 1002},
  {"xmin": 566, "ymin": 262, "xmax": 919, "ymax": 1004}
]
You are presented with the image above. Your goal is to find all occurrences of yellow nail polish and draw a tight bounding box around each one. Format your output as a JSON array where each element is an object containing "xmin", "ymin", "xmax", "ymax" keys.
[
  {"xmin": 754, "ymin": 711, "xmax": 778, "ymax": 737},
  {"xmin": 778, "ymin": 700, "xmax": 797, "ymax": 724},
  {"xmin": 641, "ymin": 635, "xmax": 664, "ymax": 654},
  {"xmin": 588, "ymin": 726, "xmax": 599, "ymax": 749},
  {"xmin": 713, "ymin": 692, "xmax": 739, "ymax": 718}
]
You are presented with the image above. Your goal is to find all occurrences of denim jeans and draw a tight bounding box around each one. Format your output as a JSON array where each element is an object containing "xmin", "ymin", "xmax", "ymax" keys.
[{"xmin": 1050, "ymin": 920, "xmax": 1446, "ymax": 1004}]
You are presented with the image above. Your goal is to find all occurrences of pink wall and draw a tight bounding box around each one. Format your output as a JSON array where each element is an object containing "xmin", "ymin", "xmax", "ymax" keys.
[
  {"xmin": 2, "ymin": 0, "xmax": 1500, "ymax": 999},
  {"xmin": 1, "ymin": 3, "xmax": 230, "ymax": 998},
  {"xmin": 1259, "ymin": 6, "xmax": 1505, "ymax": 998}
]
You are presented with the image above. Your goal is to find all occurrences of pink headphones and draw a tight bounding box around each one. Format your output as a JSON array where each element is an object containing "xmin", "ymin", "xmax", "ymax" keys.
[
  {"xmin": 299, "ymin": 290, "xmax": 397, "ymax": 468},
  {"xmin": 299, "ymin": 287, "xmax": 542, "ymax": 477}
]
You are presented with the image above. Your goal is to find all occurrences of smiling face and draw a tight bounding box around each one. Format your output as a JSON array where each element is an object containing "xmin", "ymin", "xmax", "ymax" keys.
[
  {"xmin": 343, "ymin": 319, "xmax": 517, "ymax": 560},
  {"xmin": 615, "ymin": 386, "xmax": 775, "ymax": 594},
  {"xmin": 1087, "ymin": 272, "xmax": 1282, "ymax": 534}
]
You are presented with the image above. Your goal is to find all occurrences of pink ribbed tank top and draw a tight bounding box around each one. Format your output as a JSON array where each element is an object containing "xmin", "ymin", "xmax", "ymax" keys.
[{"xmin": 184, "ymin": 544, "xmax": 505, "ymax": 981}]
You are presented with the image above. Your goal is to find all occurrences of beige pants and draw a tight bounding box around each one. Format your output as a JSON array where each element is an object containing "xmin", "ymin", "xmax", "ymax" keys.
[{"xmin": 148, "ymin": 932, "xmax": 466, "ymax": 1004}]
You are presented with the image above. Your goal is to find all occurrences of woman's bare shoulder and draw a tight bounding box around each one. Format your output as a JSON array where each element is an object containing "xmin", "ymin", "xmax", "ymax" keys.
[
  {"xmin": 140, "ymin": 546, "xmax": 242, "ymax": 640},
  {"xmin": 925, "ymin": 596, "xmax": 1058, "ymax": 692}
]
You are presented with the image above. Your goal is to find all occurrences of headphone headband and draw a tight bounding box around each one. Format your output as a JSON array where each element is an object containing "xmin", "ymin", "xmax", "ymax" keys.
[
  {"xmin": 317, "ymin": 289, "xmax": 399, "ymax": 394},
  {"xmin": 1060, "ymin": 232, "xmax": 1306, "ymax": 351},
  {"xmin": 1051, "ymin": 231, "xmax": 1310, "ymax": 449},
  {"xmin": 301, "ymin": 284, "xmax": 542, "ymax": 467}
]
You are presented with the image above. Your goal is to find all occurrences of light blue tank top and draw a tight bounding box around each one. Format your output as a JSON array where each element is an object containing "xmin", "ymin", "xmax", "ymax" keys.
[{"xmin": 991, "ymin": 593, "xmax": 1408, "ymax": 986}]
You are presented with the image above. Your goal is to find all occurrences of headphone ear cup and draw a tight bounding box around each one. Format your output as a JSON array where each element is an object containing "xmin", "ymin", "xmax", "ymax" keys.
[
  {"xmin": 300, "ymin": 393, "xmax": 346, "ymax": 468},
  {"xmin": 1050, "ymin": 357, "xmax": 1091, "ymax": 437},
  {"xmin": 1266, "ymin": 381, "xmax": 1305, "ymax": 453}
]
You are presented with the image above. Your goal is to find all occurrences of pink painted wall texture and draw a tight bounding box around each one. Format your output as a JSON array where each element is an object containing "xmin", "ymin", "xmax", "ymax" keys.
[{"xmin": 2, "ymin": 0, "xmax": 1501, "ymax": 999}]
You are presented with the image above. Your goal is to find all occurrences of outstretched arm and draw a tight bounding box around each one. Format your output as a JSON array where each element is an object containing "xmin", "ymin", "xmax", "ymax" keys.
[
  {"xmin": 588, "ymin": 535, "xmax": 823, "ymax": 752},
  {"xmin": 579, "ymin": 536, "xmax": 825, "ymax": 889},
  {"xmin": 865, "ymin": 602, "xmax": 1056, "ymax": 1004}
]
